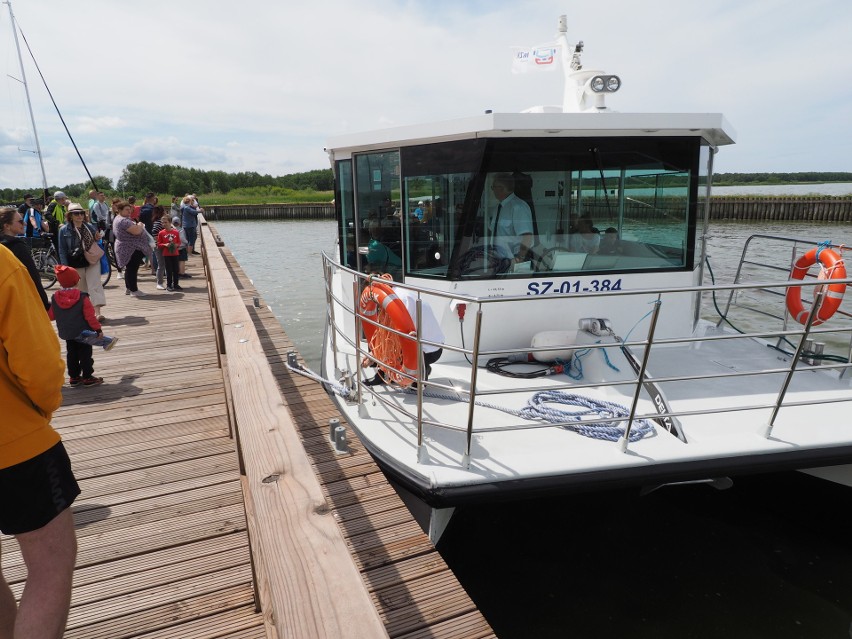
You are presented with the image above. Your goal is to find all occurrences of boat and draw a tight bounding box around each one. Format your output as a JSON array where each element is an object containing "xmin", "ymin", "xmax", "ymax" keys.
[{"xmin": 314, "ymin": 15, "xmax": 852, "ymax": 542}]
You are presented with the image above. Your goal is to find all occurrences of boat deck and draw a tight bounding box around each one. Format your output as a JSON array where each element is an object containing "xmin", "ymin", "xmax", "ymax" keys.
[
  {"xmin": 324, "ymin": 284, "xmax": 852, "ymax": 503},
  {"xmin": 0, "ymin": 224, "xmax": 495, "ymax": 638}
]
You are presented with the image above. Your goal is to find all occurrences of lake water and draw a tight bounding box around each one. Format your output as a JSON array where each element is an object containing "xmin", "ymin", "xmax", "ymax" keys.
[{"xmin": 213, "ymin": 215, "xmax": 852, "ymax": 639}]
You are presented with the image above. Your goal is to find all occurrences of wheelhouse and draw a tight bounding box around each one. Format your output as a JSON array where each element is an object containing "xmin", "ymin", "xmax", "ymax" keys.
[{"xmin": 330, "ymin": 112, "xmax": 735, "ymax": 287}]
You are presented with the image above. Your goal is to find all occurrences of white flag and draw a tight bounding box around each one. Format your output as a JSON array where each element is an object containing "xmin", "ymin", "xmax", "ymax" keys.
[{"xmin": 511, "ymin": 44, "xmax": 561, "ymax": 74}]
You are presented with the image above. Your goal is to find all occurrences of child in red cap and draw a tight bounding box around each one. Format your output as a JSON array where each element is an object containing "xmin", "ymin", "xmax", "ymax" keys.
[{"xmin": 48, "ymin": 264, "xmax": 118, "ymax": 386}]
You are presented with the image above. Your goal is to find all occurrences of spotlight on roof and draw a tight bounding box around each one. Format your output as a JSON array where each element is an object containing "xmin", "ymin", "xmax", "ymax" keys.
[{"xmin": 590, "ymin": 75, "xmax": 621, "ymax": 93}]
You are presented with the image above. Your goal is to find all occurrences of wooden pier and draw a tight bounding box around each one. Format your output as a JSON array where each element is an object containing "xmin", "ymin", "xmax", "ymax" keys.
[{"xmin": 0, "ymin": 221, "xmax": 494, "ymax": 638}]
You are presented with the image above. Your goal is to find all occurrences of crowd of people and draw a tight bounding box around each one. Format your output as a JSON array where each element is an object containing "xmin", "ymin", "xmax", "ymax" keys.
[{"xmin": 0, "ymin": 188, "xmax": 205, "ymax": 637}]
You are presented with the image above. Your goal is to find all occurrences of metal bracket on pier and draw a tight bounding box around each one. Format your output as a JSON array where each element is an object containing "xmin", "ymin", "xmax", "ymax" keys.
[
  {"xmin": 333, "ymin": 424, "xmax": 348, "ymax": 454},
  {"xmin": 328, "ymin": 418, "xmax": 340, "ymax": 442}
]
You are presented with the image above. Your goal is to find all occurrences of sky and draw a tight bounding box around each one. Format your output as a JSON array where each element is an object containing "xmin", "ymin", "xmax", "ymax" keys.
[{"xmin": 2, "ymin": 0, "xmax": 852, "ymax": 191}]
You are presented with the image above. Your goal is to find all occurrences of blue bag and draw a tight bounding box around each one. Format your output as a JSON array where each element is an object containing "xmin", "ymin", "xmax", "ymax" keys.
[{"xmin": 99, "ymin": 240, "xmax": 109, "ymax": 274}]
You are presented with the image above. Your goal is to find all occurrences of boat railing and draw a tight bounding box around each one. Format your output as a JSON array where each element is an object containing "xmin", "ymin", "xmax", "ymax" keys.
[
  {"xmin": 322, "ymin": 252, "xmax": 852, "ymax": 461},
  {"xmin": 719, "ymin": 233, "xmax": 852, "ymax": 322}
]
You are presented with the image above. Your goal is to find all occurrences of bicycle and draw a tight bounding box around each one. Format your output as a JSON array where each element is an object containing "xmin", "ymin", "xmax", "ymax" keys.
[
  {"xmin": 28, "ymin": 233, "xmax": 112, "ymax": 289},
  {"xmin": 28, "ymin": 234, "xmax": 59, "ymax": 289},
  {"xmin": 105, "ymin": 239, "xmax": 118, "ymax": 284}
]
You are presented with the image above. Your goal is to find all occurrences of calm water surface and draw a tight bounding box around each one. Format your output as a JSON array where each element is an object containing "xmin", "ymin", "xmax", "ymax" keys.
[{"xmin": 214, "ymin": 217, "xmax": 852, "ymax": 639}]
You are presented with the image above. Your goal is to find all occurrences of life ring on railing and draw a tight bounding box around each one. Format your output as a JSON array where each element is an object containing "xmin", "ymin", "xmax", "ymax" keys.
[
  {"xmin": 358, "ymin": 280, "xmax": 418, "ymax": 386},
  {"xmin": 785, "ymin": 246, "xmax": 846, "ymax": 326}
]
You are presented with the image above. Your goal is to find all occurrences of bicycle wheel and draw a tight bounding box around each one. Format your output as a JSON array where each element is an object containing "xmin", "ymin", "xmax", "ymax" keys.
[
  {"xmin": 41, "ymin": 255, "xmax": 58, "ymax": 289},
  {"xmin": 106, "ymin": 241, "xmax": 118, "ymax": 268},
  {"xmin": 100, "ymin": 258, "xmax": 112, "ymax": 287}
]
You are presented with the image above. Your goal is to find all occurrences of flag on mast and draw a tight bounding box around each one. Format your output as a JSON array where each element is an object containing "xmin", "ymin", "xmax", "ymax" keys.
[{"xmin": 511, "ymin": 44, "xmax": 561, "ymax": 74}]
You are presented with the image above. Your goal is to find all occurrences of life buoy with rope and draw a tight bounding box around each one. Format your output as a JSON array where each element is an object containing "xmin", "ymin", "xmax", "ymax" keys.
[
  {"xmin": 785, "ymin": 245, "xmax": 846, "ymax": 326},
  {"xmin": 358, "ymin": 280, "xmax": 418, "ymax": 386}
]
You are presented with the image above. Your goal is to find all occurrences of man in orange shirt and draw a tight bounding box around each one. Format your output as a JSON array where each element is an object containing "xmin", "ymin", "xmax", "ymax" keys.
[{"xmin": 0, "ymin": 244, "xmax": 79, "ymax": 639}]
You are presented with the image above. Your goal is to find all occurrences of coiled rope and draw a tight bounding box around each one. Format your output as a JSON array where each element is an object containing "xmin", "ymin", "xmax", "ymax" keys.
[{"xmin": 515, "ymin": 390, "xmax": 654, "ymax": 442}]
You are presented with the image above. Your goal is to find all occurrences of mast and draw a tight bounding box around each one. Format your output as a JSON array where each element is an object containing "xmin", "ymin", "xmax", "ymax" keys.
[
  {"xmin": 555, "ymin": 14, "xmax": 621, "ymax": 113},
  {"xmin": 4, "ymin": 0, "xmax": 48, "ymax": 192}
]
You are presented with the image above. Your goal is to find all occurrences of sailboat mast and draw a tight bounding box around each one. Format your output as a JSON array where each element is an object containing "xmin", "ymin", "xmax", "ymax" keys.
[{"xmin": 4, "ymin": 0, "xmax": 48, "ymax": 192}]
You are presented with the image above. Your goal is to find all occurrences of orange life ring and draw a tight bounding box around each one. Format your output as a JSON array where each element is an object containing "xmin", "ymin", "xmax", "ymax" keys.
[
  {"xmin": 785, "ymin": 247, "xmax": 846, "ymax": 326},
  {"xmin": 358, "ymin": 281, "xmax": 418, "ymax": 385}
]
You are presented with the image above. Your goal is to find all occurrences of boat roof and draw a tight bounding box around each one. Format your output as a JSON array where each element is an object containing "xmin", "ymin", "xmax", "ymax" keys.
[{"xmin": 326, "ymin": 111, "xmax": 736, "ymax": 158}]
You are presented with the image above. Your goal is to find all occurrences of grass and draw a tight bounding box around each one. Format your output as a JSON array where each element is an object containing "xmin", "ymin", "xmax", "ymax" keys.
[{"xmin": 200, "ymin": 186, "xmax": 333, "ymax": 206}]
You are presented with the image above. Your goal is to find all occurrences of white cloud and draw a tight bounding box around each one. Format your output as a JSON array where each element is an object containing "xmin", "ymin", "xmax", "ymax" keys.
[
  {"xmin": 2, "ymin": 0, "xmax": 852, "ymax": 188},
  {"xmin": 74, "ymin": 116, "xmax": 128, "ymax": 134}
]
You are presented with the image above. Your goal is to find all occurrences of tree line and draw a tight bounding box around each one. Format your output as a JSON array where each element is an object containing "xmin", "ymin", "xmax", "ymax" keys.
[
  {"xmin": 713, "ymin": 172, "xmax": 852, "ymax": 185},
  {"xmin": 0, "ymin": 162, "xmax": 334, "ymax": 204}
]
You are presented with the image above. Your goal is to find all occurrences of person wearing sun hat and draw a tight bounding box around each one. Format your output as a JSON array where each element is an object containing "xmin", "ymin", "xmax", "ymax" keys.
[
  {"xmin": 47, "ymin": 264, "xmax": 117, "ymax": 387},
  {"xmin": 58, "ymin": 202, "xmax": 107, "ymax": 320}
]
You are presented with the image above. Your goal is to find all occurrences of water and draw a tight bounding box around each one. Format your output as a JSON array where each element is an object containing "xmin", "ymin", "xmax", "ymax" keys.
[
  {"xmin": 213, "ymin": 216, "xmax": 852, "ymax": 639},
  {"xmin": 213, "ymin": 219, "xmax": 335, "ymax": 368}
]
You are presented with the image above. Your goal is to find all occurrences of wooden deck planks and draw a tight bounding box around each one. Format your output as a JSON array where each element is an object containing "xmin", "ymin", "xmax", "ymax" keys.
[{"xmin": 0, "ymin": 250, "xmax": 265, "ymax": 638}]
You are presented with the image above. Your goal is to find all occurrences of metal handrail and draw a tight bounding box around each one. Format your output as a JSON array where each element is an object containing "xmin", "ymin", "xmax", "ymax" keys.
[
  {"xmin": 322, "ymin": 249, "xmax": 852, "ymax": 462},
  {"xmin": 765, "ymin": 287, "xmax": 825, "ymax": 437}
]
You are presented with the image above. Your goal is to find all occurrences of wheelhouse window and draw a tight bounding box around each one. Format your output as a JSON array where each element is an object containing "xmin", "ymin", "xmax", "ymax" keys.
[
  {"xmin": 336, "ymin": 137, "xmax": 701, "ymax": 281},
  {"xmin": 352, "ymin": 151, "xmax": 402, "ymax": 278},
  {"xmin": 397, "ymin": 137, "xmax": 700, "ymax": 281}
]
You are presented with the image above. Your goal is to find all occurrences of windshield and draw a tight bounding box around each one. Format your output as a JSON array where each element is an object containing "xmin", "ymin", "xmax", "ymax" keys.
[{"xmin": 337, "ymin": 136, "xmax": 701, "ymax": 281}]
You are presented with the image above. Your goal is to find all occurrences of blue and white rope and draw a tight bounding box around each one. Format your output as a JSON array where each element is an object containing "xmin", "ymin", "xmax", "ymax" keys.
[{"xmin": 516, "ymin": 390, "xmax": 654, "ymax": 442}]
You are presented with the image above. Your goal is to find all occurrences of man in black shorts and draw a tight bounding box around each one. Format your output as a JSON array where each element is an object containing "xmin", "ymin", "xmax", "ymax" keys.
[{"xmin": 0, "ymin": 243, "xmax": 79, "ymax": 639}]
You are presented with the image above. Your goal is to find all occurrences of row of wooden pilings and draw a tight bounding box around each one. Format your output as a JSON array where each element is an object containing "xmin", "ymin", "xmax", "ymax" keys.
[
  {"xmin": 203, "ymin": 196, "xmax": 852, "ymax": 222},
  {"xmin": 205, "ymin": 203, "xmax": 335, "ymax": 220},
  {"xmin": 707, "ymin": 196, "xmax": 852, "ymax": 222}
]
